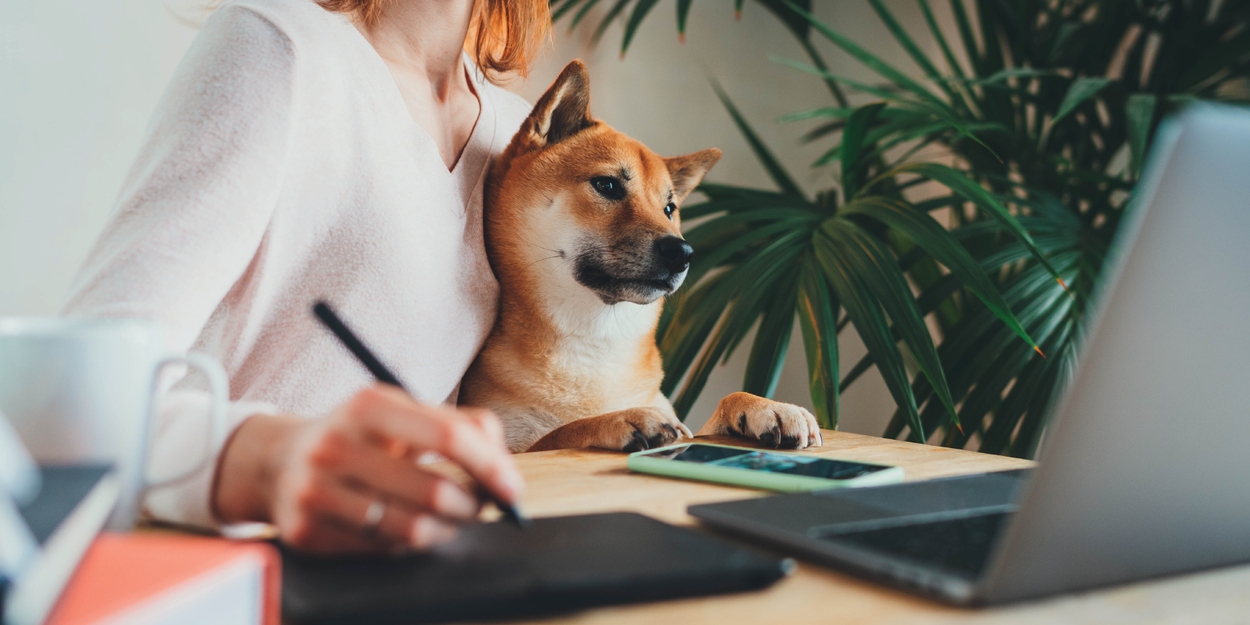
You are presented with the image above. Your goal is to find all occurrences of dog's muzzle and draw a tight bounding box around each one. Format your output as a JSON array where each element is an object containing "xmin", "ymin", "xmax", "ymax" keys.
[{"xmin": 573, "ymin": 236, "xmax": 693, "ymax": 305}]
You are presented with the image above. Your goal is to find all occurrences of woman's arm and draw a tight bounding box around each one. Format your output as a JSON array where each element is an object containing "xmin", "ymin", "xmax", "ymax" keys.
[{"xmin": 64, "ymin": 6, "xmax": 298, "ymax": 530}]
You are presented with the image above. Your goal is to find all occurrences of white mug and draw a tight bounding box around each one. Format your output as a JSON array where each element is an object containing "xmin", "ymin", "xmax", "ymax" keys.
[{"xmin": 0, "ymin": 318, "xmax": 227, "ymax": 530}]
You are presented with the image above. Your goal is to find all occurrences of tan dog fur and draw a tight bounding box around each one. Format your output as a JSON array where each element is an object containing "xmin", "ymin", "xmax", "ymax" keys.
[{"xmin": 461, "ymin": 61, "xmax": 822, "ymax": 453}]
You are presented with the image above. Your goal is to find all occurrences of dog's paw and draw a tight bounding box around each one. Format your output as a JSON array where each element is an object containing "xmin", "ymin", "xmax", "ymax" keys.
[
  {"xmin": 698, "ymin": 392, "xmax": 823, "ymax": 449},
  {"xmin": 526, "ymin": 407, "xmax": 693, "ymax": 453},
  {"xmin": 592, "ymin": 407, "xmax": 694, "ymax": 452},
  {"xmin": 525, "ymin": 407, "xmax": 695, "ymax": 452}
]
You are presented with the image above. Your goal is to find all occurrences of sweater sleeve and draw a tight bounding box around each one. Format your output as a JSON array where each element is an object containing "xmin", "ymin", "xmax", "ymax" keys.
[{"xmin": 62, "ymin": 5, "xmax": 297, "ymax": 531}]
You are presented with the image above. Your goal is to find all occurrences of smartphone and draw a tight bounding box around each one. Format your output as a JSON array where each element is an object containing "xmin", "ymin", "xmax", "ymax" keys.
[{"xmin": 627, "ymin": 443, "xmax": 904, "ymax": 492}]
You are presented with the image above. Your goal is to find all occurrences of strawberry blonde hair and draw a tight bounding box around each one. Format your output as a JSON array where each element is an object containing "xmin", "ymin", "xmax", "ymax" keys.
[{"xmin": 318, "ymin": 0, "xmax": 550, "ymax": 82}]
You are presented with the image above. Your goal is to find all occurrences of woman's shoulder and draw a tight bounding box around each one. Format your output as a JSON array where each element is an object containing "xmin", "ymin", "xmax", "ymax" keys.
[{"xmin": 202, "ymin": 0, "xmax": 348, "ymax": 56}]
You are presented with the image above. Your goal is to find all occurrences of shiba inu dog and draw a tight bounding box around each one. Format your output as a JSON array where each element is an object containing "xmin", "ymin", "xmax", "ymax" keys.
[{"xmin": 461, "ymin": 61, "xmax": 823, "ymax": 453}]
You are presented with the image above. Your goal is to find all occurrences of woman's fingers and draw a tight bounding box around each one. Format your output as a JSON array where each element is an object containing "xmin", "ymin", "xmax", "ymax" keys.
[
  {"xmin": 348, "ymin": 386, "xmax": 526, "ymax": 504},
  {"xmin": 307, "ymin": 428, "xmax": 481, "ymax": 523},
  {"xmin": 297, "ymin": 473, "xmax": 460, "ymax": 548}
]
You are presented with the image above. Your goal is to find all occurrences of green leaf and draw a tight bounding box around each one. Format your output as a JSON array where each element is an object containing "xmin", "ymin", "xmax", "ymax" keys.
[
  {"xmin": 893, "ymin": 100, "xmax": 1001, "ymax": 162},
  {"xmin": 777, "ymin": 106, "xmax": 857, "ymax": 123},
  {"xmin": 974, "ymin": 0, "xmax": 1007, "ymax": 76},
  {"xmin": 839, "ymin": 351, "xmax": 874, "ymax": 391},
  {"xmin": 591, "ymin": 0, "xmax": 633, "ymax": 46},
  {"xmin": 839, "ymin": 272, "xmax": 965, "ymax": 395},
  {"xmin": 1126, "ymin": 93, "xmax": 1156, "ymax": 178},
  {"xmin": 994, "ymin": 321, "xmax": 1075, "ymax": 455},
  {"xmin": 813, "ymin": 118, "xmax": 936, "ymax": 168},
  {"xmin": 683, "ymin": 207, "xmax": 814, "ymax": 242},
  {"xmin": 770, "ymin": 56, "xmax": 906, "ymax": 103},
  {"xmin": 676, "ymin": 0, "xmax": 695, "ymax": 38},
  {"xmin": 978, "ymin": 347, "xmax": 1049, "ymax": 454},
  {"xmin": 822, "ymin": 219, "xmax": 958, "ymax": 427},
  {"xmin": 864, "ymin": 0, "xmax": 966, "ymax": 109},
  {"xmin": 754, "ymin": 0, "xmax": 814, "ymax": 41},
  {"xmin": 683, "ymin": 205, "xmax": 815, "ymax": 234},
  {"xmin": 1007, "ymin": 338, "xmax": 1075, "ymax": 458},
  {"xmin": 947, "ymin": 0, "xmax": 985, "ymax": 77},
  {"xmin": 668, "ymin": 231, "xmax": 808, "ymax": 416},
  {"xmin": 552, "ymin": 0, "xmax": 589, "ymax": 24},
  {"xmin": 840, "ymin": 197, "xmax": 1040, "ymax": 353},
  {"xmin": 568, "ymin": 0, "xmax": 605, "ymax": 31},
  {"xmin": 1052, "ymin": 77, "xmax": 1113, "ymax": 125},
  {"xmin": 695, "ymin": 183, "xmax": 814, "ymax": 208},
  {"xmin": 796, "ymin": 257, "xmax": 840, "ymax": 428},
  {"xmin": 800, "ymin": 120, "xmax": 846, "ymax": 144},
  {"xmin": 672, "ymin": 262, "xmax": 795, "ymax": 417},
  {"xmin": 813, "ymin": 227, "xmax": 924, "ymax": 440},
  {"xmin": 903, "ymin": 259, "xmax": 1078, "ymax": 442},
  {"xmin": 710, "ymin": 80, "xmax": 806, "ymax": 198},
  {"xmin": 916, "ymin": 0, "xmax": 967, "ymax": 80},
  {"xmin": 781, "ymin": 1, "xmax": 947, "ymax": 108},
  {"xmin": 960, "ymin": 68, "xmax": 1061, "ymax": 86},
  {"xmin": 743, "ymin": 272, "xmax": 799, "ymax": 398},
  {"xmin": 794, "ymin": 30, "xmax": 849, "ymax": 106},
  {"xmin": 622, "ymin": 0, "xmax": 662, "ymax": 55},
  {"xmin": 946, "ymin": 293, "xmax": 1074, "ymax": 448},
  {"xmin": 684, "ymin": 216, "xmax": 818, "ymax": 291},
  {"xmin": 840, "ymin": 102, "xmax": 887, "ymax": 197},
  {"xmin": 1046, "ymin": 23, "xmax": 1081, "ymax": 66},
  {"xmin": 872, "ymin": 163, "xmax": 1069, "ymax": 290},
  {"xmin": 1177, "ymin": 31, "xmax": 1250, "ymax": 91},
  {"xmin": 660, "ymin": 268, "xmax": 737, "ymax": 394},
  {"xmin": 866, "ymin": 0, "xmax": 940, "ymax": 78}
]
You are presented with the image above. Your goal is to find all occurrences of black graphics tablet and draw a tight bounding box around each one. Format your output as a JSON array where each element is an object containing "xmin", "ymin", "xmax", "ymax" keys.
[{"xmin": 281, "ymin": 512, "xmax": 793, "ymax": 624}]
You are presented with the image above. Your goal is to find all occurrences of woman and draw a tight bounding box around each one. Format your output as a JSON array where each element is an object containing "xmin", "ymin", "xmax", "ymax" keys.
[{"xmin": 63, "ymin": 0, "xmax": 548, "ymax": 552}]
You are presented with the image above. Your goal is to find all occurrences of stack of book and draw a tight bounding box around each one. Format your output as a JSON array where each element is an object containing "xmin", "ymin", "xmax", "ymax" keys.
[{"xmin": 1, "ymin": 413, "xmax": 278, "ymax": 625}]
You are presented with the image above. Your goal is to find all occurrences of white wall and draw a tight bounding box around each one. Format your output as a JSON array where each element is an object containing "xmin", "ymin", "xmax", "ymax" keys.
[
  {"xmin": 0, "ymin": 0, "xmax": 932, "ymax": 436},
  {"xmin": 0, "ymin": 1, "xmax": 200, "ymax": 315}
]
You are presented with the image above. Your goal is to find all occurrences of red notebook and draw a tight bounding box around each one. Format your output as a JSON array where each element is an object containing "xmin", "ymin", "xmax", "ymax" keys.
[{"xmin": 44, "ymin": 533, "xmax": 280, "ymax": 625}]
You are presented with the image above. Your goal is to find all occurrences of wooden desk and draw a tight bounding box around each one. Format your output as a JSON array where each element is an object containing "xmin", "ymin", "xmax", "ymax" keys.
[{"xmin": 471, "ymin": 430, "xmax": 1250, "ymax": 625}]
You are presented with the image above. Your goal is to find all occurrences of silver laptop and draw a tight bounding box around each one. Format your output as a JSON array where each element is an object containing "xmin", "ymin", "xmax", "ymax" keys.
[{"xmin": 688, "ymin": 104, "xmax": 1250, "ymax": 605}]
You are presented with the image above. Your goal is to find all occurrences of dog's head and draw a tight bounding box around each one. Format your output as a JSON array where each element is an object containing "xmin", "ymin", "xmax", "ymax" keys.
[{"xmin": 486, "ymin": 61, "xmax": 721, "ymax": 310}]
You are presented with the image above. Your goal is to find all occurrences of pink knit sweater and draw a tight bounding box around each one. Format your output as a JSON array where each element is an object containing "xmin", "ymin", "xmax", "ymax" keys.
[{"xmin": 62, "ymin": 0, "xmax": 530, "ymax": 530}]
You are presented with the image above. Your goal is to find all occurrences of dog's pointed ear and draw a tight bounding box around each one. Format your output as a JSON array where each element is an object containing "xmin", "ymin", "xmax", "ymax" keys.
[
  {"xmin": 665, "ymin": 148, "xmax": 722, "ymax": 203},
  {"xmin": 520, "ymin": 60, "xmax": 594, "ymax": 152}
]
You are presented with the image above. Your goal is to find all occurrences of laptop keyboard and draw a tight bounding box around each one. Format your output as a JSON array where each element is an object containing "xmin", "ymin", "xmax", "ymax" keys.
[{"xmin": 820, "ymin": 512, "xmax": 1012, "ymax": 579}]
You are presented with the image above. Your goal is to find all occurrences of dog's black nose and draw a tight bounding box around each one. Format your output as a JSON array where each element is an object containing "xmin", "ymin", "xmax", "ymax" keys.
[{"xmin": 655, "ymin": 236, "xmax": 694, "ymax": 273}]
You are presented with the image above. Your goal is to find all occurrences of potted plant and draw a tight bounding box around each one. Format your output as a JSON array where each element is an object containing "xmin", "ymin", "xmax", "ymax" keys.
[{"xmin": 554, "ymin": 0, "xmax": 1250, "ymax": 456}]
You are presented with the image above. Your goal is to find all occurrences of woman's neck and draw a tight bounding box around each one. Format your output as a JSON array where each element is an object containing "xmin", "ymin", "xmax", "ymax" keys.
[{"xmin": 353, "ymin": 0, "xmax": 476, "ymax": 102}]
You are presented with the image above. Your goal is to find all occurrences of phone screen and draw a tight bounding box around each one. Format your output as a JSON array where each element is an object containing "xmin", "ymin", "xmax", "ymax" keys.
[{"xmin": 642, "ymin": 444, "xmax": 890, "ymax": 480}]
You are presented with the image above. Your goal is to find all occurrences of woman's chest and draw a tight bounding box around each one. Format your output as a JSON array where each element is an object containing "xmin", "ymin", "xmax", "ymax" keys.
[{"xmin": 384, "ymin": 64, "xmax": 483, "ymax": 172}]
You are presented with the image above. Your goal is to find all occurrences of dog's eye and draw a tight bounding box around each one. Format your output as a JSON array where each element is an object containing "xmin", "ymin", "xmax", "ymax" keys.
[
  {"xmin": 664, "ymin": 202, "xmax": 677, "ymax": 219},
  {"xmin": 590, "ymin": 176, "xmax": 625, "ymax": 200}
]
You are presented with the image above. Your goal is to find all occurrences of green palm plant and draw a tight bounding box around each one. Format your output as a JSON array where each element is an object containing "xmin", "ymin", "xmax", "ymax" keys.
[
  {"xmin": 654, "ymin": 89, "xmax": 1056, "ymax": 443},
  {"xmin": 554, "ymin": 0, "xmax": 1250, "ymax": 455}
]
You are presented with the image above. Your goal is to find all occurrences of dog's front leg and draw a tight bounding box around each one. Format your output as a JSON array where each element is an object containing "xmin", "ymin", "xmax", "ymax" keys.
[
  {"xmin": 697, "ymin": 392, "xmax": 824, "ymax": 449},
  {"xmin": 528, "ymin": 408, "xmax": 693, "ymax": 452}
]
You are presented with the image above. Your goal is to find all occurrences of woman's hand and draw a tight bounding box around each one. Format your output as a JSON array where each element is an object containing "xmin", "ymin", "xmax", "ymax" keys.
[{"xmin": 213, "ymin": 385, "xmax": 524, "ymax": 553}]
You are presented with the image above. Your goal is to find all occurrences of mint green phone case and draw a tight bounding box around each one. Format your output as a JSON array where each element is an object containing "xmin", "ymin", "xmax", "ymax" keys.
[{"xmin": 627, "ymin": 443, "xmax": 905, "ymax": 492}]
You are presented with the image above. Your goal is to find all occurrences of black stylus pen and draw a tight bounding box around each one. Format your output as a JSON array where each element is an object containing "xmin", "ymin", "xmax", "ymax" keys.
[{"xmin": 313, "ymin": 300, "xmax": 529, "ymax": 529}]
